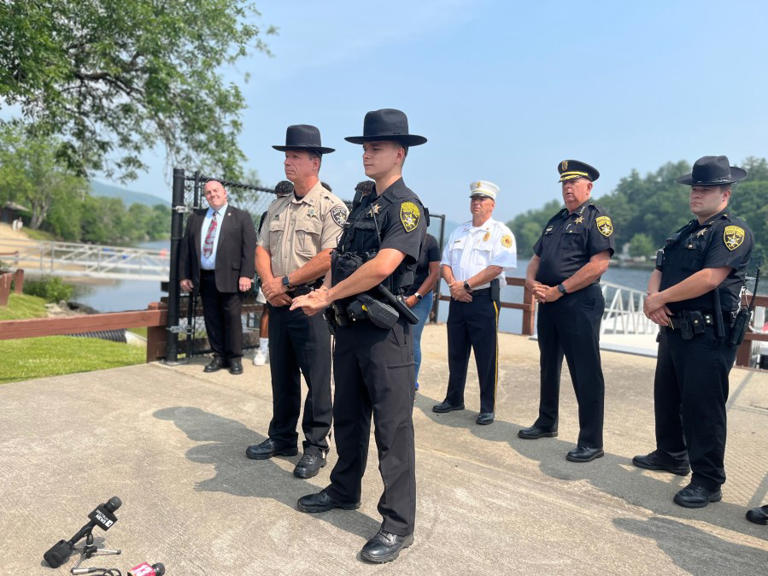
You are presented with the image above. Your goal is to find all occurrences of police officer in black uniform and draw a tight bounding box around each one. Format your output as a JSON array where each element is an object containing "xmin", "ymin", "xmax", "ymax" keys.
[
  {"xmin": 634, "ymin": 155, "xmax": 753, "ymax": 508},
  {"xmin": 290, "ymin": 109, "xmax": 427, "ymax": 564},
  {"xmin": 519, "ymin": 160, "xmax": 614, "ymax": 463}
]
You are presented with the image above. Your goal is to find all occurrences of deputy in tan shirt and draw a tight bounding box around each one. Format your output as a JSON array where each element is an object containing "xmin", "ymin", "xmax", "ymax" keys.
[{"xmin": 246, "ymin": 124, "xmax": 347, "ymax": 481}]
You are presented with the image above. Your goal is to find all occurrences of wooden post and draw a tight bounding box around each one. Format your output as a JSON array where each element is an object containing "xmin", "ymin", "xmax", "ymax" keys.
[
  {"xmin": 0, "ymin": 272, "xmax": 10, "ymax": 307},
  {"xmin": 521, "ymin": 284, "xmax": 536, "ymax": 336},
  {"xmin": 13, "ymin": 269, "xmax": 24, "ymax": 293},
  {"xmin": 146, "ymin": 302, "xmax": 168, "ymax": 362}
]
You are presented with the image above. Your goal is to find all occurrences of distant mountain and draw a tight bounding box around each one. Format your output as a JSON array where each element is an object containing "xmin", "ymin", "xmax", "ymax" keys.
[{"xmin": 90, "ymin": 180, "xmax": 170, "ymax": 207}]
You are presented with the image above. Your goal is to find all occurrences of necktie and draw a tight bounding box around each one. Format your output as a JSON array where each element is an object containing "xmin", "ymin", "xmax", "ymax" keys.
[{"xmin": 203, "ymin": 211, "xmax": 218, "ymax": 258}]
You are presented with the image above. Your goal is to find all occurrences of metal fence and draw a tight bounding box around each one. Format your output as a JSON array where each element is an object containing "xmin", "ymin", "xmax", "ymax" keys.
[{"xmin": 166, "ymin": 168, "xmax": 276, "ymax": 362}]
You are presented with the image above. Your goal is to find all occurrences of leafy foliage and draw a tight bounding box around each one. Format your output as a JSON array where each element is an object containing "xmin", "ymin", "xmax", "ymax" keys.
[
  {"xmin": 23, "ymin": 276, "xmax": 74, "ymax": 303},
  {"xmin": 508, "ymin": 158, "xmax": 768, "ymax": 268},
  {"xmin": 0, "ymin": 0, "xmax": 275, "ymax": 181}
]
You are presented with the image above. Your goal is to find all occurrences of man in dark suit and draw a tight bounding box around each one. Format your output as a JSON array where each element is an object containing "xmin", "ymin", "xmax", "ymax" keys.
[{"xmin": 180, "ymin": 179, "xmax": 257, "ymax": 374}]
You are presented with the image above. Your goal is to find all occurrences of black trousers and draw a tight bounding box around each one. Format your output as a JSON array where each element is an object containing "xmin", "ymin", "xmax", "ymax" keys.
[
  {"xmin": 200, "ymin": 271, "xmax": 243, "ymax": 360},
  {"xmin": 653, "ymin": 325, "xmax": 736, "ymax": 490},
  {"xmin": 535, "ymin": 284, "xmax": 605, "ymax": 448},
  {"xmin": 266, "ymin": 304, "xmax": 332, "ymax": 453},
  {"xmin": 327, "ymin": 319, "xmax": 416, "ymax": 537},
  {"xmin": 444, "ymin": 290, "xmax": 499, "ymax": 414}
]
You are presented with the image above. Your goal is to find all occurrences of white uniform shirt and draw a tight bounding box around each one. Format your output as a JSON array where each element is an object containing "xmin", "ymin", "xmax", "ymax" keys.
[{"xmin": 441, "ymin": 217, "xmax": 517, "ymax": 289}]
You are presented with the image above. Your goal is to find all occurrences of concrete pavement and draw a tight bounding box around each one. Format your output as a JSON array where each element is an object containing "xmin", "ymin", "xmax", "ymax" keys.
[{"xmin": 1, "ymin": 324, "xmax": 767, "ymax": 575}]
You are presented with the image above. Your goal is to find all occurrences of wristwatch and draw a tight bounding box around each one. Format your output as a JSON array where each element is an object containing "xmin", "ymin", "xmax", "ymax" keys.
[
  {"xmin": 463, "ymin": 280, "xmax": 472, "ymax": 293},
  {"xmin": 415, "ymin": 292, "xmax": 423, "ymax": 301},
  {"xmin": 557, "ymin": 283, "xmax": 568, "ymax": 294},
  {"xmin": 282, "ymin": 275, "xmax": 292, "ymax": 289}
]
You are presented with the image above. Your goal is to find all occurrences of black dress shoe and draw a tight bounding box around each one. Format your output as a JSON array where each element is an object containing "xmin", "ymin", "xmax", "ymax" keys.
[
  {"xmin": 432, "ymin": 401, "xmax": 464, "ymax": 413},
  {"xmin": 228, "ymin": 358, "xmax": 243, "ymax": 375},
  {"xmin": 293, "ymin": 452, "xmax": 326, "ymax": 479},
  {"xmin": 673, "ymin": 483, "xmax": 722, "ymax": 508},
  {"xmin": 245, "ymin": 438, "xmax": 298, "ymax": 460},
  {"xmin": 476, "ymin": 412, "xmax": 494, "ymax": 425},
  {"xmin": 632, "ymin": 449, "xmax": 690, "ymax": 476},
  {"xmin": 566, "ymin": 446, "xmax": 605, "ymax": 463},
  {"xmin": 518, "ymin": 425, "xmax": 558, "ymax": 439},
  {"xmin": 360, "ymin": 529, "xmax": 414, "ymax": 563},
  {"xmin": 746, "ymin": 504, "xmax": 768, "ymax": 525},
  {"xmin": 297, "ymin": 489, "xmax": 360, "ymax": 513},
  {"xmin": 203, "ymin": 357, "xmax": 228, "ymax": 373}
]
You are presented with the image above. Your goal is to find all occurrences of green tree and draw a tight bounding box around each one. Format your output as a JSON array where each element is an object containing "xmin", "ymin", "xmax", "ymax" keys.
[
  {"xmin": 0, "ymin": 1, "xmax": 275, "ymax": 181},
  {"xmin": 628, "ymin": 233, "xmax": 654, "ymax": 258},
  {"xmin": 0, "ymin": 122, "xmax": 88, "ymax": 229}
]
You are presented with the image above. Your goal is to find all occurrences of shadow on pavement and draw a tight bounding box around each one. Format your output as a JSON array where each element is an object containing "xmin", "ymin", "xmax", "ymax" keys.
[{"xmin": 153, "ymin": 406, "xmax": 380, "ymax": 540}]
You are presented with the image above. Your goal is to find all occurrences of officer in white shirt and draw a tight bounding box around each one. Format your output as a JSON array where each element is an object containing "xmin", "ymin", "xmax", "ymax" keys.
[{"xmin": 433, "ymin": 180, "xmax": 517, "ymax": 425}]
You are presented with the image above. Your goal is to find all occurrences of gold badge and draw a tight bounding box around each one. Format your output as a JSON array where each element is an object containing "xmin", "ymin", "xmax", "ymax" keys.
[
  {"xmin": 574, "ymin": 216, "xmax": 584, "ymax": 224},
  {"xmin": 596, "ymin": 216, "xmax": 613, "ymax": 237},
  {"xmin": 560, "ymin": 160, "xmax": 568, "ymax": 171},
  {"xmin": 400, "ymin": 201, "xmax": 420, "ymax": 232},
  {"xmin": 501, "ymin": 234, "xmax": 513, "ymax": 248},
  {"xmin": 723, "ymin": 225, "xmax": 745, "ymax": 251},
  {"xmin": 483, "ymin": 231, "xmax": 490, "ymax": 242}
]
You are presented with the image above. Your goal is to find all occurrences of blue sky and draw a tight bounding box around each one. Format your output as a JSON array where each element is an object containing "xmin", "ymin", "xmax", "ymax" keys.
[{"xmin": 112, "ymin": 0, "xmax": 767, "ymax": 223}]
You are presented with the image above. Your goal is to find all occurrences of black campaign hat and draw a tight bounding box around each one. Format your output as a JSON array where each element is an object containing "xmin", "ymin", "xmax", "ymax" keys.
[
  {"xmin": 273, "ymin": 124, "xmax": 334, "ymax": 154},
  {"xmin": 345, "ymin": 108, "xmax": 427, "ymax": 146},
  {"xmin": 558, "ymin": 160, "xmax": 600, "ymax": 182},
  {"xmin": 677, "ymin": 155, "xmax": 747, "ymax": 186}
]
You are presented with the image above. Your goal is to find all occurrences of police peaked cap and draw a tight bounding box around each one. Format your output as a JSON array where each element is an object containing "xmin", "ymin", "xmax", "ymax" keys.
[{"xmin": 558, "ymin": 160, "xmax": 600, "ymax": 182}]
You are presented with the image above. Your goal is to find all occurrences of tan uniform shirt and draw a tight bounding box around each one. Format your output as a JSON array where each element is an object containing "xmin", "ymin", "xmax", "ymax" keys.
[{"xmin": 258, "ymin": 180, "xmax": 348, "ymax": 279}]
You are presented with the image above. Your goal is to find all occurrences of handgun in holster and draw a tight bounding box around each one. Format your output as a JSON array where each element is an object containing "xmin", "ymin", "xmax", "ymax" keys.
[{"xmin": 349, "ymin": 294, "xmax": 399, "ymax": 329}]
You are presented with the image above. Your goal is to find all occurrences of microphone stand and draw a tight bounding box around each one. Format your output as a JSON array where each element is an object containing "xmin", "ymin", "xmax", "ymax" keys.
[{"xmin": 69, "ymin": 527, "xmax": 121, "ymax": 574}]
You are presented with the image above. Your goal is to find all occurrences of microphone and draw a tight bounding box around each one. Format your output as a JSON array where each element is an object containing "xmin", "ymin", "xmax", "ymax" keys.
[
  {"xmin": 274, "ymin": 180, "xmax": 294, "ymax": 196},
  {"xmin": 128, "ymin": 562, "xmax": 165, "ymax": 576},
  {"xmin": 43, "ymin": 497, "xmax": 122, "ymax": 568}
]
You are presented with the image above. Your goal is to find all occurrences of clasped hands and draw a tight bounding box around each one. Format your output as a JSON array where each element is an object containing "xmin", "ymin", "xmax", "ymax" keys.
[
  {"xmin": 448, "ymin": 280, "xmax": 472, "ymax": 303},
  {"xmin": 644, "ymin": 291, "xmax": 673, "ymax": 327},
  {"xmin": 527, "ymin": 280, "xmax": 563, "ymax": 304}
]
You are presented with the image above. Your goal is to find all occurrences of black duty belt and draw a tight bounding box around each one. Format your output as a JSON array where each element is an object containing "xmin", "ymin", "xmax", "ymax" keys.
[
  {"xmin": 666, "ymin": 309, "xmax": 734, "ymax": 340},
  {"xmin": 289, "ymin": 283, "xmax": 321, "ymax": 297},
  {"xmin": 453, "ymin": 287, "xmax": 491, "ymax": 300}
]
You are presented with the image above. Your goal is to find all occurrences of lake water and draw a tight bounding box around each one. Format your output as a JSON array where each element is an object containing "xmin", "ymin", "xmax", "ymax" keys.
[{"xmin": 70, "ymin": 245, "xmax": 653, "ymax": 334}]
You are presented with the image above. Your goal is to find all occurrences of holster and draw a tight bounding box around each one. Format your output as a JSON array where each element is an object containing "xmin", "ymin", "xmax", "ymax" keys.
[{"xmin": 348, "ymin": 294, "xmax": 399, "ymax": 329}]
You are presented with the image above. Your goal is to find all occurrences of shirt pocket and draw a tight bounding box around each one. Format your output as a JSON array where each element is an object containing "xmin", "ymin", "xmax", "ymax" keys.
[
  {"xmin": 449, "ymin": 238, "xmax": 466, "ymax": 268},
  {"xmin": 472, "ymin": 240, "xmax": 494, "ymax": 267},
  {"xmin": 296, "ymin": 218, "xmax": 323, "ymax": 258},
  {"xmin": 268, "ymin": 217, "xmax": 285, "ymax": 250}
]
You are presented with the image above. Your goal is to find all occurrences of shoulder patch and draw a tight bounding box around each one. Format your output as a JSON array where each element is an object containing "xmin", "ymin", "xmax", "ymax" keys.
[
  {"xmin": 501, "ymin": 234, "xmax": 513, "ymax": 248},
  {"xmin": 331, "ymin": 205, "xmax": 347, "ymax": 228},
  {"xmin": 400, "ymin": 201, "xmax": 420, "ymax": 233},
  {"xmin": 723, "ymin": 225, "xmax": 745, "ymax": 251},
  {"xmin": 596, "ymin": 216, "xmax": 613, "ymax": 237}
]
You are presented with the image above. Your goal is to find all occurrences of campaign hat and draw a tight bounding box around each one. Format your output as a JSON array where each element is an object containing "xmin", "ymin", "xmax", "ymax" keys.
[
  {"xmin": 345, "ymin": 108, "xmax": 427, "ymax": 146},
  {"xmin": 558, "ymin": 160, "xmax": 600, "ymax": 182},
  {"xmin": 676, "ymin": 155, "xmax": 747, "ymax": 186},
  {"xmin": 273, "ymin": 124, "xmax": 334, "ymax": 154}
]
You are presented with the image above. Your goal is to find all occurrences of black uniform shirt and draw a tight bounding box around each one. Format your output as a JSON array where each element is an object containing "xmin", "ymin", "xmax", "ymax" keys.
[
  {"xmin": 405, "ymin": 233, "xmax": 440, "ymax": 296},
  {"xmin": 659, "ymin": 209, "xmax": 753, "ymax": 313},
  {"xmin": 533, "ymin": 202, "xmax": 615, "ymax": 286},
  {"xmin": 335, "ymin": 177, "xmax": 426, "ymax": 291}
]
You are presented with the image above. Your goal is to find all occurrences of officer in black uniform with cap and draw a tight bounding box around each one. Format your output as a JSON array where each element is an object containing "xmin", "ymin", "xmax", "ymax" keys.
[
  {"xmin": 634, "ymin": 155, "xmax": 753, "ymax": 508},
  {"xmin": 291, "ymin": 108, "xmax": 426, "ymax": 564},
  {"xmin": 519, "ymin": 160, "xmax": 614, "ymax": 463}
]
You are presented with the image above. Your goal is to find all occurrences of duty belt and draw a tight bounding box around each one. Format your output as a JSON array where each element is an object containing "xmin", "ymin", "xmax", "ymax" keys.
[
  {"xmin": 288, "ymin": 281, "xmax": 323, "ymax": 297},
  {"xmin": 666, "ymin": 309, "xmax": 733, "ymax": 340}
]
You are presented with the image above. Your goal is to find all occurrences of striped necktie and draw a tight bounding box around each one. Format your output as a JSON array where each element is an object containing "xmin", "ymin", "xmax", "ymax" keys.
[{"xmin": 203, "ymin": 211, "xmax": 218, "ymax": 258}]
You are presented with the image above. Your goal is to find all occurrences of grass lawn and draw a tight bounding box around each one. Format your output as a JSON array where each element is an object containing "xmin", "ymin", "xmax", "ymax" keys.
[
  {"xmin": 0, "ymin": 336, "xmax": 146, "ymax": 384},
  {"xmin": 0, "ymin": 293, "xmax": 47, "ymax": 320}
]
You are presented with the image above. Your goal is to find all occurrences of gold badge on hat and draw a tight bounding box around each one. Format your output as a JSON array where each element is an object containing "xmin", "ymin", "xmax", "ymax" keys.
[
  {"xmin": 501, "ymin": 234, "xmax": 513, "ymax": 248},
  {"xmin": 560, "ymin": 160, "xmax": 568, "ymax": 171},
  {"xmin": 596, "ymin": 216, "xmax": 613, "ymax": 237},
  {"xmin": 723, "ymin": 225, "xmax": 745, "ymax": 251},
  {"xmin": 400, "ymin": 201, "xmax": 420, "ymax": 233}
]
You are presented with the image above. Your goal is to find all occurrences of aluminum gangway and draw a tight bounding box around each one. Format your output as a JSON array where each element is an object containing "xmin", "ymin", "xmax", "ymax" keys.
[
  {"xmin": 600, "ymin": 281, "xmax": 657, "ymax": 335},
  {"xmin": 0, "ymin": 238, "xmax": 169, "ymax": 281}
]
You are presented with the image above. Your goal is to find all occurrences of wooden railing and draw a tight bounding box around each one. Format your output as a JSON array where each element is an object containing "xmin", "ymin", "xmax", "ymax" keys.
[
  {"xmin": 437, "ymin": 277, "xmax": 536, "ymax": 335},
  {"xmin": 736, "ymin": 295, "xmax": 768, "ymax": 368}
]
